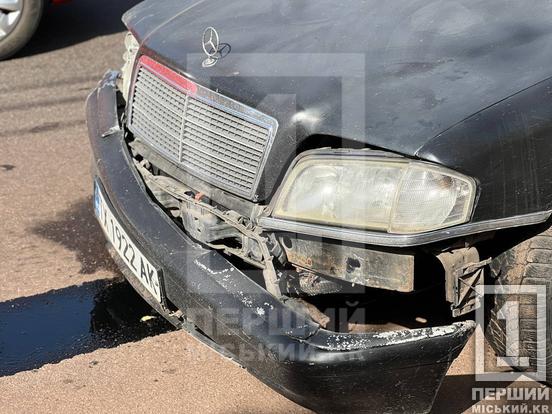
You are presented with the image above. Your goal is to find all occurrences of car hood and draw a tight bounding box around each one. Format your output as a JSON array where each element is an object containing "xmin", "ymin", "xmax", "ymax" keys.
[{"xmin": 123, "ymin": 0, "xmax": 552, "ymax": 199}]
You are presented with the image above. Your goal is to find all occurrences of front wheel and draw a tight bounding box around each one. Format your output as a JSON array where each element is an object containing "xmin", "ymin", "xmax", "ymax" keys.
[
  {"xmin": 486, "ymin": 222, "xmax": 552, "ymax": 383},
  {"xmin": 0, "ymin": 0, "xmax": 43, "ymax": 60}
]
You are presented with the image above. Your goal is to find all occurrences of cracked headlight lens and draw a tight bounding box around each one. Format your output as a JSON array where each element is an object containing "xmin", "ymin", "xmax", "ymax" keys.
[
  {"xmin": 121, "ymin": 31, "xmax": 139, "ymax": 100},
  {"xmin": 273, "ymin": 154, "xmax": 476, "ymax": 234}
]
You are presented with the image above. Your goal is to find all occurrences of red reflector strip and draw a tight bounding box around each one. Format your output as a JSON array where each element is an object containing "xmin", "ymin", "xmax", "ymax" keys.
[{"xmin": 138, "ymin": 55, "xmax": 198, "ymax": 95}]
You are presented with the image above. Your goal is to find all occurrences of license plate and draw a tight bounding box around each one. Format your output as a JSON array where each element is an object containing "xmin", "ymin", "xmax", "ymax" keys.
[{"xmin": 94, "ymin": 182, "xmax": 162, "ymax": 303}]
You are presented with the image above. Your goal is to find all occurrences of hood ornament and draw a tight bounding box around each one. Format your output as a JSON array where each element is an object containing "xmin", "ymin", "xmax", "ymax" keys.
[{"xmin": 202, "ymin": 27, "xmax": 220, "ymax": 67}]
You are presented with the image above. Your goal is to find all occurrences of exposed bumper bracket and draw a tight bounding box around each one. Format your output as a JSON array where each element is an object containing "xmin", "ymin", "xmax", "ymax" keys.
[{"xmin": 438, "ymin": 247, "xmax": 491, "ymax": 317}]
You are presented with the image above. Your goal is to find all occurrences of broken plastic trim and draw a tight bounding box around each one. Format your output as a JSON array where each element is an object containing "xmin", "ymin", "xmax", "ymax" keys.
[{"xmin": 92, "ymin": 70, "xmax": 122, "ymax": 138}]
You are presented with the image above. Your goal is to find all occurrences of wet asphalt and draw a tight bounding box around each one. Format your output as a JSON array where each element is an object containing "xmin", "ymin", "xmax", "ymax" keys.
[
  {"xmin": 0, "ymin": 1, "xmax": 550, "ymax": 413},
  {"xmin": 0, "ymin": 279, "xmax": 173, "ymax": 377}
]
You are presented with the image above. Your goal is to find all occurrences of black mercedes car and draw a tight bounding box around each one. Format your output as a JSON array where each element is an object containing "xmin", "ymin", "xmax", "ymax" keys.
[{"xmin": 87, "ymin": 1, "xmax": 552, "ymax": 412}]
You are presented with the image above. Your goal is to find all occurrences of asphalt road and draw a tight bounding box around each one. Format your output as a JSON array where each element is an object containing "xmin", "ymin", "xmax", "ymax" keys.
[{"xmin": 0, "ymin": 1, "xmax": 550, "ymax": 413}]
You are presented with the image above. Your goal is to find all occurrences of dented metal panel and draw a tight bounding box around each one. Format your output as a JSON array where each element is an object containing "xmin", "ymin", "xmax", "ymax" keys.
[{"xmin": 280, "ymin": 235, "xmax": 415, "ymax": 292}]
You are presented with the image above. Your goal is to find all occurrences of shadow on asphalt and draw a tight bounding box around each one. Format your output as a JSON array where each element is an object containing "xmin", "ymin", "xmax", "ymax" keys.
[
  {"xmin": 12, "ymin": 0, "xmax": 142, "ymax": 59},
  {"xmin": 31, "ymin": 197, "xmax": 118, "ymax": 275},
  {"xmin": 0, "ymin": 279, "xmax": 175, "ymax": 377}
]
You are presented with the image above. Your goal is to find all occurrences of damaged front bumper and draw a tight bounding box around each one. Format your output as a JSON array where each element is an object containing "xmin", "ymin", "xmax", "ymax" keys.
[{"xmin": 86, "ymin": 71, "xmax": 474, "ymax": 414}]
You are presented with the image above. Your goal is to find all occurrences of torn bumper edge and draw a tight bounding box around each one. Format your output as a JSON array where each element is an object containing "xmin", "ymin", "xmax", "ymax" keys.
[{"xmin": 86, "ymin": 71, "xmax": 475, "ymax": 414}]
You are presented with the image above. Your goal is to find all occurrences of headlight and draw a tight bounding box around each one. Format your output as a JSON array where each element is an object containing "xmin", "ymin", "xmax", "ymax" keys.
[
  {"xmin": 272, "ymin": 154, "xmax": 476, "ymax": 234},
  {"xmin": 121, "ymin": 31, "xmax": 139, "ymax": 100}
]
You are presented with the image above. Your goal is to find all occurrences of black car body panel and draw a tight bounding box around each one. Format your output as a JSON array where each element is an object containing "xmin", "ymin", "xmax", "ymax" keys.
[
  {"xmin": 122, "ymin": 0, "xmax": 552, "ymax": 222},
  {"xmin": 417, "ymin": 78, "xmax": 552, "ymax": 221},
  {"xmin": 86, "ymin": 73, "xmax": 474, "ymax": 413}
]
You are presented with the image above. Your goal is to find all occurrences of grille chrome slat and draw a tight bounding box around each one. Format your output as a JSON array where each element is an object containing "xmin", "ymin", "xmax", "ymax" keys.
[
  {"xmin": 184, "ymin": 116, "xmax": 266, "ymax": 154},
  {"xmin": 183, "ymin": 145, "xmax": 255, "ymax": 178},
  {"xmin": 182, "ymin": 149, "xmax": 256, "ymax": 186},
  {"xmin": 188, "ymin": 99, "xmax": 269, "ymax": 138},
  {"xmin": 128, "ymin": 59, "xmax": 278, "ymax": 199},
  {"xmin": 132, "ymin": 99, "xmax": 183, "ymax": 134},
  {"xmin": 182, "ymin": 140, "xmax": 258, "ymax": 175},
  {"xmin": 184, "ymin": 126, "xmax": 262, "ymax": 167},
  {"xmin": 186, "ymin": 113, "xmax": 267, "ymax": 147},
  {"xmin": 133, "ymin": 88, "xmax": 186, "ymax": 119},
  {"xmin": 139, "ymin": 70, "xmax": 188, "ymax": 104},
  {"xmin": 131, "ymin": 108, "xmax": 181, "ymax": 143}
]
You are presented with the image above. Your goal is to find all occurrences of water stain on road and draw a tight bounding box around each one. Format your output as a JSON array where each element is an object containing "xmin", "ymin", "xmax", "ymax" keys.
[{"xmin": 0, "ymin": 278, "xmax": 174, "ymax": 377}]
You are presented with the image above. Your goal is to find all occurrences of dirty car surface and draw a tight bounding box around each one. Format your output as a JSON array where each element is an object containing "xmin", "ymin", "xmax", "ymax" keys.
[{"xmin": 86, "ymin": 0, "xmax": 552, "ymax": 412}]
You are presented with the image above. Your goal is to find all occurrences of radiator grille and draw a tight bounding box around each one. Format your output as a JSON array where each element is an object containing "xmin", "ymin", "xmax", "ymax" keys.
[{"xmin": 128, "ymin": 57, "xmax": 277, "ymax": 199}]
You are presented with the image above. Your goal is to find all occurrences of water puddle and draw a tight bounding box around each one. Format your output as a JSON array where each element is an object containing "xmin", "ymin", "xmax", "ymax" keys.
[{"xmin": 0, "ymin": 278, "xmax": 174, "ymax": 377}]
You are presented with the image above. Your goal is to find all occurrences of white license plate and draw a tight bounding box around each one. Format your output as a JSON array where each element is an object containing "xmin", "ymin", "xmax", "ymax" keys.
[{"xmin": 94, "ymin": 183, "xmax": 162, "ymax": 303}]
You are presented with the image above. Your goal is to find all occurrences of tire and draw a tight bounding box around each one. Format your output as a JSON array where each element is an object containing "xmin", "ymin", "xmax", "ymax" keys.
[
  {"xmin": 486, "ymin": 222, "xmax": 552, "ymax": 383},
  {"xmin": 0, "ymin": 0, "xmax": 43, "ymax": 60}
]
